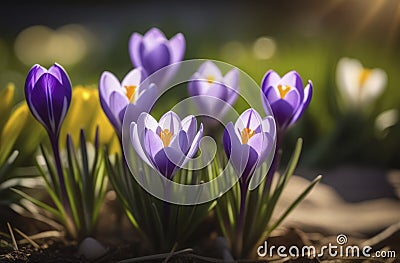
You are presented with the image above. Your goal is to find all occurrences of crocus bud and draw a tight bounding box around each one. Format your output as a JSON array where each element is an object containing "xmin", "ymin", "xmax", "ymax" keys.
[
  {"xmin": 129, "ymin": 28, "xmax": 185, "ymax": 75},
  {"xmin": 261, "ymin": 70, "xmax": 312, "ymax": 132},
  {"xmin": 24, "ymin": 63, "xmax": 72, "ymax": 138}
]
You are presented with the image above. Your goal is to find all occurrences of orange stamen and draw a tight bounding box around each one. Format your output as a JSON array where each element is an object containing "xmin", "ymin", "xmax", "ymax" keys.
[
  {"xmin": 124, "ymin": 85, "xmax": 137, "ymax": 101},
  {"xmin": 241, "ymin": 128, "xmax": 256, "ymax": 144},
  {"xmin": 159, "ymin": 129, "xmax": 173, "ymax": 147},
  {"xmin": 277, "ymin": 84, "xmax": 291, "ymax": 99}
]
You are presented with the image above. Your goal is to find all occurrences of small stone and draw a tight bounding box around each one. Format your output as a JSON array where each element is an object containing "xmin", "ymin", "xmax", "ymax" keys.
[{"xmin": 78, "ymin": 237, "xmax": 107, "ymax": 260}]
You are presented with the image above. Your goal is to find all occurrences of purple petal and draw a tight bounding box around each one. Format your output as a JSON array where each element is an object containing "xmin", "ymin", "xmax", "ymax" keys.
[
  {"xmin": 137, "ymin": 112, "xmax": 159, "ymax": 133},
  {"xmin": 30, "ymin": 73, "xmax": 69, "ymax": 134},
  {"xmin": 130, "ymin": 122, "xmax": 152, "ymax": 166},
  {"xmin": 170, "ymin": 130, "xmax": 189, "ymax": 154},
  {"xmin": 280, "ymin": 71, "xmax": 304, "ymax": 100},
  {"xmin": 168, "ymin": 33, "xmax": 185, "ymax": 63},
  {"xmin": 99, "ymin": 71, "xmax": 121, "ymax": 103},
  {"xmin": 143, "ymin": 28, "xmax": 166, "ymax": 42},
  {"xmin": 121, "ymin": 67, "xmax": 146, "ymax": 92},
  {"xmin": 290, "ymin": 80, "xmax": 313, "ymax": 126},
  {"xmin": 140, "ymin": 41, "xmax": 171, "ymax": 75},
  {"xmin": 223, "ymin": 122, "xmax": 237, "ymax": 157},
  {"xmin": 283, "ymin": 88, "xmax": 301, "ymax": 110},
  {"xmin": 48, "ymin": 63, "xmax": 72, "ymax": 90},
  {"xmin": 25, "ymin": 64, "xmax": 46, "ymax": 94},
  {"xmin": 152, "ymin": 147, "xmax": 183, "ymax": 179},
  {"xmin": 197, "ymin": 61, "xmax": 223, "ymax": 80},
  {"xmin": 270, "ymin": 100, "xmax": 295, "ymax": 129},
  {"xmin": 186, "ymin": 123, "xmax": 203, "ymax": 159},
  {"xmin": 181, "ymin": 115, "xmax": 197, "ymax": 142},
  {"xmin": 129, "ymin": 33, "xmax": 143, "ymax": 67},
  {"xmin": 145, "ymin": 129, "xmax": 164, "ymax": 160},
  {"xmin": 129, "ymin": 83, "xmax": 158, "ymax": 122},
  {"xmin": 224, "ymin": 68, "xmax": 239, "ymax": 105},
  {"xmin": 261, "ymin": 70, "xmax": 280, "ymax": 93},
  {"xmin": 235, "ymin": 108, "xmax": 263, "ymax": 133},
  {"xmin": 109, "ymin": 91, "xmax": 129, "ymax": 125},
  {"xmin": 158, "ymin": 111, "xmax": 182, "ymax": 134}
]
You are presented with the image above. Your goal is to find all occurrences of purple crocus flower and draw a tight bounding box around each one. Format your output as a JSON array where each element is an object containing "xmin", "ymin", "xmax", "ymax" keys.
[
  {"xmin": 223, "ymin": 108, "xmax": 275, "ymax": 187},
  {"xmin": 130, "ymin": 111, "xmax": 203, "ymax": 180},
  {"xmin": 99, "ymin": 68, "xmax": 157, "ymax": 136},
  {"xmin": 129, "ymin": 28, "xmax": 186, "ymax": 76},
  {"xmin": 25, "ymin": 63, "xmax": 72, "ymax": 138},
  {"xmin": 261, "ymin": 70, "xmax": 312, "ymax": 132},
  {"xmin": 188, "ymin": 61, "xmax": 239, "ymax": 118}
]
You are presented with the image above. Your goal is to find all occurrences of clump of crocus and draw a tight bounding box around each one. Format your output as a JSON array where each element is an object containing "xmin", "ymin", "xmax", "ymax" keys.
[
  {"xmin": 130, "ymin": 111, "xmax": 203, "ymax": 179},
  {"xmin": 336, "ymin": 57, "xmax": 387, "ymax": 111},
  {"xmin": 129, "ymin": 28, "xmax": 185, "ymax": 75},
  {"xmin": 99, "ymin": 68, "xmax": 157, "ymax": 137},
  {"xmin": 261, "ymin": 70, "xmax": 312, "ymax": 134},
  {"xmin": 188, "ymin": 61, "xmax": 239, "ymax": 120},
  {"xmin": 24, "ymin": 63, "xmax": 72, "ymax": 202}
]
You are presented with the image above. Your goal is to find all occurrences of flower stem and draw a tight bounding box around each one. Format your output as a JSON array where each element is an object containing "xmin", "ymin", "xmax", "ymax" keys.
[
  {"xmin": 264, "ymin": 133, "xmax": 282, "ymax": 192},
  {"xmin": 49, "ymin": 135, "xmax": 69, "ymax": 211},
  {"xmin": 234, "ymin": 183, "xmax": 248, "ymax": 258}
]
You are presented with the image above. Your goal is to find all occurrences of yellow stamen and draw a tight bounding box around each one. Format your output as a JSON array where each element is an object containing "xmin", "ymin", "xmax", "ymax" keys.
[
  {"xmin": 358, "ymin": 68, "xmax": 372, "ymax": 87},
  {"xmin": 207, "ymin": 75, "xmax": 215, "ymax": 84},
  {"xmin": 124, "ymin": 85, "xmax": 137, "ymax": 101},
  {"xmin": 159, "ymin": 129, "xmax": 173, "ymax": 147},
  {"xmin": 277, "ymin": 85, "xmax": 291, "ymax": 99},
  {"xmin": 241, "ymin": 128, "xmax": 256, "ymax": 144}
]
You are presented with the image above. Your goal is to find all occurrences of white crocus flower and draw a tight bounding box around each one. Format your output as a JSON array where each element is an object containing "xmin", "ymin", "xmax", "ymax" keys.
[{"xmin": 336, "ymin": 57, "xmax": 387, "ymax": 110}]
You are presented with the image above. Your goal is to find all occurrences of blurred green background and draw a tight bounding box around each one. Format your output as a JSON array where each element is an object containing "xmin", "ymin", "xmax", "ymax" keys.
[{"xmin": 1, "ymin": 0, "xmax": 399, "ymax": 169}]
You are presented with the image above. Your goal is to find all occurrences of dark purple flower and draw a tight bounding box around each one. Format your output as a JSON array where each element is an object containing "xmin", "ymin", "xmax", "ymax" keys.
[
  {"xmin": 188, "ymin": 61, "xmax": 239, "ymax": 118},
  {"xmin": 129, "ymin": 28, "xmax": 185, "ymax": 75},
  {"xmin": 261, "ymin": 70, "xmax": 312, "ymax": 131},
  {"xmin": 99, "ymin": 68, "xmax": 157, "ymax": 136},
  {"xmin": 130, "ymin": 111, "xmax": 203, "ymax": 180},
  {"xmin": 223, "ymin": 109, "xmax": 275, "ymax": 186},
  {"xmin": 25, "ymin": 63, "xmax": 72, "ymax": 138}
]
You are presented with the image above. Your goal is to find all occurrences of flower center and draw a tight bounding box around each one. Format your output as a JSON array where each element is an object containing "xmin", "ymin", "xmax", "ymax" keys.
[
  {"xmin": 124, "ymin": 85, "xmax": 137, "ymax": 101},
  {"xmin": 277, "ymin": 84, "xmax": 291, "ymax": 99},
  {"xmin": 241, "ymin": 128, "xmax": 256, "ymax": 144},
  {"xmin": 159, "ymin": 129, "xmax": 173, "ymax": 147},
  {"xmin": 207, "ymin": 75, "xmax": 215, "ymax": 84},
  {"xmin": 358, "ymin": 68, "xmax": 371, "ymax": 87}
]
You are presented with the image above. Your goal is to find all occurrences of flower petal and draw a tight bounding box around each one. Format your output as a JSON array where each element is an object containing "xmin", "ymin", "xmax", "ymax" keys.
[
  {"xmin": 279, "ymin": 70, "xmax": 304, "ymax": 99},
  {"xmin": 168, "ymin": 33, "xmax": 185, "ymax": 63},
  {"xmin": 261, "ymin": 70, "xmax": 280, "ymax": 93},
  {"xmin": 158, "ymin": 111, "xmax": 182, "ymax": 134},
  {"xmin": 140, "ymin": 41, "xmax": 171, "ymax": 75},
  {"xmin": 121, "ymin": 67, "xmax": 147, "ymax": 92},
  {"xmin": 153, "ymin": 147, "xmax": 183, "ymax": 179},
  {"xmin": 235, "ymin": 108, "xmax": 263, "ymax": 133},
  {"xmin": 144, "ymin": 128, "xmax": 164, "ymax": 160},
  {"xmin": 129, "ymin": 33, "xmax": 143, "ymax": 67},
  {"xmin": 197, "ymin": 61, "xmax": 223, "ymax": 80},
  {"xmin": 360, "ymin": 68, "xmax": 387, "ymax": 106},
  {"xmin": 130, "ymin": 122, "xmax": 152, "ymax": 167},
  {"xmin": 181, "ymin": 115, "xmax": 197, "ymax": 142},
  {"xmin": 270, "ymin": 100, "xmax": 295, "ymax": 129}
]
